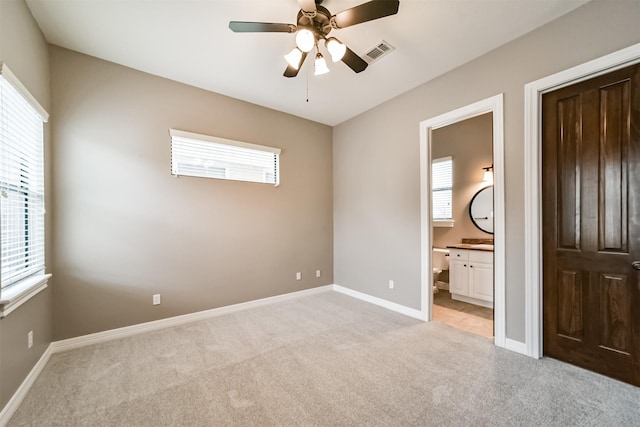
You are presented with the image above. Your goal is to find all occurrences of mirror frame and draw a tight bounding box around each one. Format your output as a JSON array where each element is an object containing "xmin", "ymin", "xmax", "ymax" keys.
[{"xmin": 469, "ymin": 185, "xmax": 494, "ymax": 234}]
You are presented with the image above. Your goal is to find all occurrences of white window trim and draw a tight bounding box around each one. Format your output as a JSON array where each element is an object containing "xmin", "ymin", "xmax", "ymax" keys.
[
  {"xmin": 0, "ymin": 63, "xmax": 51, "ymax": 316},
  {"xmin": 0, "ymin": 63, "xmax": 49, "ymax": 122},
  {"xmin": 0, "ymin": 274, "xmax": 51, "ymax": 318},
  {"xmin": 433, "ymin": 220, "xmax": 455, "ymax": 228}
]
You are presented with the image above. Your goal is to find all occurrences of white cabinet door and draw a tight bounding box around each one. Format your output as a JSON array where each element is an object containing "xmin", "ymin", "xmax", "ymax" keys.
[
  {"xmin": 469, "ymin": 262, "xmax": 493, "ymax": 302},
  {"xmin": 449, "ymin": 260, "xmax": 469, "ymax": 296}
]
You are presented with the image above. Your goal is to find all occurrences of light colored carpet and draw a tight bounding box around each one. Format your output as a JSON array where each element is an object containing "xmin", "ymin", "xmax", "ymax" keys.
[{"xmin": 9, "ymin": 291, "xmax": 640, "ymax": 426}]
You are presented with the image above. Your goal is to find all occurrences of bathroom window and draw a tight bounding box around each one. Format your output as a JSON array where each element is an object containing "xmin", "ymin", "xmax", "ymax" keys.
[{"xmin": 432, "ymin": 156, "xmax": 453, "ymax": 226}]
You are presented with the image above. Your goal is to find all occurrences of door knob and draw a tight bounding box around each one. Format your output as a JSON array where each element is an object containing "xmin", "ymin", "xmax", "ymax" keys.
[{"xmin": 633, "ymin": 261, "xmax": 640, "ymax": 271}]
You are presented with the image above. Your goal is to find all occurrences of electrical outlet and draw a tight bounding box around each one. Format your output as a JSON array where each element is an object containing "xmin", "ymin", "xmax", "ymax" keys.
[
  {"xmin": 153, "ymin": 294, "xmax": 161, "ymax": 305},
  {"xmin": 28, "ymin": 331, "xmax": 33, "ymax": 349},
  {"xmin": 389, "ymin": 280, "xmax": 394, "ymax": 290},
  {"xmin": 316, "ymin": 270, "xmax": 321, "ymax": 278},
  {"xmin": 296, "ymin": 272, "xmax": 301, "ymax": 280}
]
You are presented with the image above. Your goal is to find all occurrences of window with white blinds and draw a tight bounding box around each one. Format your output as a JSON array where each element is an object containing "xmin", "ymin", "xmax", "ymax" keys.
[
  {"xmin": 170, "ymin": 129, "xmax": 281, "ymax": 186},
  {"xmin": 0, "ymin": 69, "xmax": 47, "ymax": 290},
  {"xmin": 432, "ymin": 156, "xmax": 453, "ymax": 221}
]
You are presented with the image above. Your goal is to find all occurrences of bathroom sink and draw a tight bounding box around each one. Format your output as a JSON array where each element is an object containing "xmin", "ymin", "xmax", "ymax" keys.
[{"xmin": 470, "ymin": 244, "xmax": 494, "ymax": 250}]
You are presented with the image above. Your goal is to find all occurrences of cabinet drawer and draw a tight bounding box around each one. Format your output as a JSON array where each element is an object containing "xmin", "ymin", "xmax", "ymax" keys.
[
  {"xmin": 449, "ymin": 249, "xmax": 469, "ymax": 261},
  {"xmin": 469, "ymin": 250, "xmax": 493, "ymax": 264}
]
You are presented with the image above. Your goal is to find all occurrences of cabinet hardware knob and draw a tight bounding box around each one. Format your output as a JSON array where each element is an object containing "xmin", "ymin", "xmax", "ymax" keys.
[{"xmin": 633, "ymin": 261, "xmax": 640, "ymax": 271}]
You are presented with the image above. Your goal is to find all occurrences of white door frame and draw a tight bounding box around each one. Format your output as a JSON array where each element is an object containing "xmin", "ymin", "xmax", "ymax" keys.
[
  {"xmin": 419, "ymin": 94, "xmax": 506, "ymax": 349},
  {"xmin": 523, "ymin": 42, "xmax": 640, "ymax": 358}
]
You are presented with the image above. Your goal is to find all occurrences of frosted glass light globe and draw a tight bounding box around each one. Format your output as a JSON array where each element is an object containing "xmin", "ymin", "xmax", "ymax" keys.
[{"xmin": 296, "ymin": 29, "xmax": 315, "ymax": 53}]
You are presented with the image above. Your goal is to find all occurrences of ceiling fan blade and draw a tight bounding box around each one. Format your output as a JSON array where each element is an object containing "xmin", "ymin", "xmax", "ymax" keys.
[
  {"xmin": 229, "ymin": 21, "xmax": 296, "ymax": 33},
  {"xmin": 331, "ymin": 0, "xmax": 400, "ymax": 29},
  {"xmin": 284, "ymin": 52, "xmax": 308, "ymax": 78},
  {"xmin": 297, "ymin": 0, "xmax": 317, "ymax": 13},
  {"xmin": 341, "ymin": 47, "xmax": 368, "ymax": 73}
]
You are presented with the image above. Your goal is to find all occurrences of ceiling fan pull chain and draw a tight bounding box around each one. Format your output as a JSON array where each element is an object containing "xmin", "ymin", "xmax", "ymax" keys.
[{"xmin": 306, "ymin": 70, "xmax": 309, "ymax": 103}]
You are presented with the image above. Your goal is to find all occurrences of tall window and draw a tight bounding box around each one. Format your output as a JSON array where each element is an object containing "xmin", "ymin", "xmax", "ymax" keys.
[
  {"xmin": 0, "ymin": 66, "xmax": 47, "ymax": 291},
  {"xmin": 170, "ymin": 129, "xmax": 281, "ymax": 186},
  {"xmin": 432, "ymin": 156, "xmax": 453, "ymax": 221}
]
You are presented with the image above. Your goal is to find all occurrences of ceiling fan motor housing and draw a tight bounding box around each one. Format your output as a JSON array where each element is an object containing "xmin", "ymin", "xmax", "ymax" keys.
[{"xmin": 297, "ymin": 5, "xmax": 333, "ymax": 39}]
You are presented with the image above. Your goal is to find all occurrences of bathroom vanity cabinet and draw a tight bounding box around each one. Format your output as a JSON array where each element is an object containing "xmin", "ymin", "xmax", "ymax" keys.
[{"xmin": 448, "ymin": 248, "xmax": 493, "ymax": 308}]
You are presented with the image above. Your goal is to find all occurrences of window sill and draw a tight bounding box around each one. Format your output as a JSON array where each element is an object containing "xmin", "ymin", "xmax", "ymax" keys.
[
  {"xmin": 0, "ymin": 274, "xmax": 51, "ymax": 318},
  {"xmin": 433, "ymin": 220, "xmax": 455, "ymax": 228}
]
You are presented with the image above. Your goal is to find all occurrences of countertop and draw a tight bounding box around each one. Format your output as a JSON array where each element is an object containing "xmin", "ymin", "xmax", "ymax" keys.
[{"xmin": 446, "ymin": 243, "xmax": 494, "ymax": 252}]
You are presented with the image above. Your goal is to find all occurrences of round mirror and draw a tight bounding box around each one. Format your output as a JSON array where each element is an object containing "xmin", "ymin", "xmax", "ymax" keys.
[{"xmin": 469, "ymin": 185, "xmax": 494, "ymax": 234}]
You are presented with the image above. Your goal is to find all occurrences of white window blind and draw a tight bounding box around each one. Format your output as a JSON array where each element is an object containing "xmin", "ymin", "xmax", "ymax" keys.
[
  {"xmin": 0, "ymin": 68, "xmax": 47, "ymax": 290},
  {"xmin": 170, "ymin": 129, "xmax": 281, "ymax": 186},
  {"xmin": 432, "ymin": 156, "xmax": 453, "ymax": 220}
]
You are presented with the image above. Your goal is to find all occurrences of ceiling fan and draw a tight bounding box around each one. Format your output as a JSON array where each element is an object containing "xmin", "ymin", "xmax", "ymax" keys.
[{"xmin": 229, "ymin": 0, "xmax": 400, "ymax": 78}]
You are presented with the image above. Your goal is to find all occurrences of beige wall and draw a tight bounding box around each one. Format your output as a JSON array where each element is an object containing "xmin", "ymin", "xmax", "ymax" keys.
[
  {"xmin": 333, "ymin": 0, "xmax": 640, "ymax": 342},
  {"xmin": 0, "ymin": 0, "xmax": 52, "ymax": 412},
  {"xmin": 49, "ymin": 47, "xmax": 333, "ymax": 340},
  {"xmin": 432, "ymin": 113, "xmax": 493, "ymax": 249}
]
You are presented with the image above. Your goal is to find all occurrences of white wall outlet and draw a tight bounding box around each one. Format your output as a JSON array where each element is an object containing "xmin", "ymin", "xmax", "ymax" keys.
[
  {"xmin": 389, "ymin": 280, "xmax": 394, "ymax": 290},
  {"xmin": 316, "ymin": 270, "xmax": 321, "ymax": 278},
  {"xmin": 28, "ymin": 331, "xmax": 33, "ymax": 349},
  {"xmin": 296, "ymin": 272, "xmax": 301, "ymax": 280},
  {"xmin": 153, "ymin": 294, "xmax": 161, "ymax": 305}
]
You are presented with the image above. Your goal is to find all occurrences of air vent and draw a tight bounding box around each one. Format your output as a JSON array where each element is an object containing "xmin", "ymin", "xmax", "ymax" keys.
[{"xmin": 363, "ymin": 40, "xmax": 395, "ymax": 64}]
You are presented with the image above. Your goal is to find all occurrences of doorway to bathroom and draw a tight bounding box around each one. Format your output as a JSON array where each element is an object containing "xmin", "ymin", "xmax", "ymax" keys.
[
  {"xmin": 431, "ymin": 113, "xmax": 494, "ymax": 338},
  {"xmin": 419, "ymin": 94, "xmax": 506, "ymax": 348}
]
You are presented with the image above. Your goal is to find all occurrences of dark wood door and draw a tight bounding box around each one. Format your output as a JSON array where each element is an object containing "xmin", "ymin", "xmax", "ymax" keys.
[{"xmin": 542, "ymin": 63, "xmax": 640, "ymax": 386}]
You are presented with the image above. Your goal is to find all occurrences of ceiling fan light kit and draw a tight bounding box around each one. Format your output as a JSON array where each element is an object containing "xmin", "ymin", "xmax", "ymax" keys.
[
  {"xmin": 229, "ymin": 0, "xmax": 400, "ymax": 78},
  {"xmin": 325, "ymin": 37, "xmax": 347, "ymax": 62},
  {"xmin": 295, "ymin": 29, "xmax": 316, "ymax": 53},
  {"xmin": 284, "ymin": 48, "xmax": 304, "ymax": 69},
  {"xmin": 314, "ymin": 52, "xmax": 330, "ymax": 76}
]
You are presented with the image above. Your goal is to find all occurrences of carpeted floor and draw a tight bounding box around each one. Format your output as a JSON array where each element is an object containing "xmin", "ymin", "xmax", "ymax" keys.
[{"xmin": 9, "ymin": 291, "xmax": 640, "ymax": 426}]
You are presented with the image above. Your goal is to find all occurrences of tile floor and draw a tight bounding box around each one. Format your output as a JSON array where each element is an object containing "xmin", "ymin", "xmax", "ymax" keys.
[{"xmin": 432, "ymin": 289, "xmax": 494, "ymax": 339}]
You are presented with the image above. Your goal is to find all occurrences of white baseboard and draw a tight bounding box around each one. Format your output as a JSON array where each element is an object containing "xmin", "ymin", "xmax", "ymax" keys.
[
  {"xmin": 45, "ymin": 284, "xmax": 422, "ymax": 356},
  {"xmin": 504, "ymin": 338, "xmax": 528, "ymax": 356},
  {"xmin": 0, "ymin": 344, "xmax": 53, "ymax": 427},
  {"xmin": 52, "ymin": 285, "xmax": 334, "ymax": 354},
  {"xmin": 333, "ymin": 284, "xmax": 423, "ymax": 320}
]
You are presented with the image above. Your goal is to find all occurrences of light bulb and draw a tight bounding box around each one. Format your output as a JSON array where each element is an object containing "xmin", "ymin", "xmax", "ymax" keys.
[
  {"xmin": 482, "ymin": 166, "xmax": 493, "ymax": 183},
  {"xmin": 325, "ymin": 38, "xmax": 346, "ymax": 62},
  {"xmin": 314, "ymin": 53, "xmax": 329, "ymax": 76},
  {"xmin": 284, "ymin": 48, "xmax": 303, "ymax": 69},
  {"xmin": 295, "ymin": 29, "xmax": 315, "ymax": 53}
]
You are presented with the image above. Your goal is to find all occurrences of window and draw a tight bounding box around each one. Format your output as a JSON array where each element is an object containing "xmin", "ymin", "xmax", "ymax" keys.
[
  {"xmin": 0, "ymin": 65, "xmax": 48, "ymax": 299},
  {"xmin": 170, "ymin": 129, "xmax": 281, "ymax": 186},
  {"xmin": 432, "ymin": 156, "xmax": 453, "ymax": 224}
]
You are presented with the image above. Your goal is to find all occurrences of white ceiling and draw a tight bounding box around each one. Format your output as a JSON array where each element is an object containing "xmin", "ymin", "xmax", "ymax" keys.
[{"xmin": 26, "ymin": 0, "xmax": 588, "ymax": 126}]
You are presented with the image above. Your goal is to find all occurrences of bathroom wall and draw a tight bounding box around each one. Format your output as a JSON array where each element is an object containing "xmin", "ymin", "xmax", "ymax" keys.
[{"xmin": 432, "ymin": 113, "xmax": 493, "ymax": 249}]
